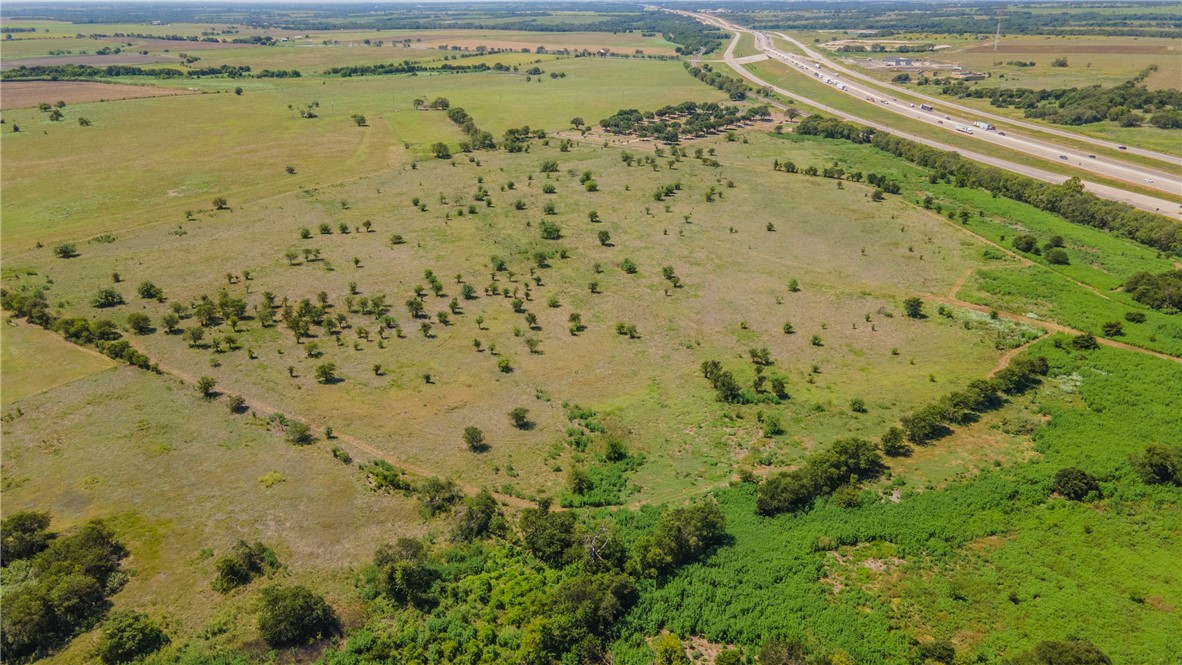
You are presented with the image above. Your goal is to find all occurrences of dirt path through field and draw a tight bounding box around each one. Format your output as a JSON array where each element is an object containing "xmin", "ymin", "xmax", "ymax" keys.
[{"xmin": 139, "ymin": 352, "xmax": 537, "ymax": 509}]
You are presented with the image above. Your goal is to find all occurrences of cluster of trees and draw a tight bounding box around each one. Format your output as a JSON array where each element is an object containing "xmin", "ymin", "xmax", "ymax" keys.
[
  {"xmin": 1123, "ymin": 270, "xmax": 1182, "ymax": 311},
  {"xmin": 2, "ymin": 285, "xmax": 155, "ymax": 371},
  {"xmin": 1012, "ymin": 233, "xmax": 1070, "ymax": 264},
  {"xmin": 1, "ymin": 63, "xmax": 252, "ymax": 80},
  {"xmin": 940, "ymin": 67, "xmax": 1181, "ymax": 127},
  {"xmin": 0, "ymin": 514, "xmax": 142, "ymax": 663},
  {"xmin": 256, "ymin": 68, "xmax": 301, "ymax": 78},
  {"xmin": 323, "ymin": 60, "xmax": 495, "ymax": 77},
  {"xmin": 1130, "ymin": 443, "xmax": 1182, "ymax": 486},
  {"xmin": 700, "ymin": 357, "xmax": 787, "ymax": 405},
  {"xmin": 755, "ymin": 438, "xmax": 884, "ymax": 515},
  {"xmin": 444, "ymin": 105, "xmax": 497, "ymax": 151},
  {"xmin": 599, "ymin": 102, "xmax": 766, "ymax": 143},
  {"xmin": 898, "ymin": 355, "xmax": 1049, "ymax": 445},
  {"xmin": 684, "ymin": 63, "xmax": 751, "ymax": 100}
]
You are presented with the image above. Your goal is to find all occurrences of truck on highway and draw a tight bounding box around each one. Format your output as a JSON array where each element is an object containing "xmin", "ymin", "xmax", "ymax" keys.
[
  {"xmin": 973, "ymin": 121, "xmax": 994, "ymax": 131},
  {"xmin": 838, "ymin": 84, "xmax": 848, "ymax": 91},
  {"xmin": 955, "ymin": 124, "xmax": 974, "ymax": 134},
  {"xmin": 919, "ymin": 103, "xmax": 934, "ymax": 112}
]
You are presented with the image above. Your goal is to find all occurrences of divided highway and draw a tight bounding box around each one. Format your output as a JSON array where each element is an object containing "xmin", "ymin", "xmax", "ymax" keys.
[{"xmin": 674, "ymin": 10, "xmax": 1182, "ymax": 219}]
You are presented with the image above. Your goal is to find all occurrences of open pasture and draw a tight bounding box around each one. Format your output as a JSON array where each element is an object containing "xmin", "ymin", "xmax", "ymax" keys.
[
  {"xmin": 0, "ymin": 56, "xmax": 715, "ymax": 245},
  {"xmin": 2, "ymin": 127, "xmax": 1007, "ymax": 505}
]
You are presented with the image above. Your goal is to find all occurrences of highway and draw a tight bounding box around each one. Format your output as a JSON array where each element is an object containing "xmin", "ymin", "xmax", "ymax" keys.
[
  {"xmin": 674, "ymin": 10, "xmax": 1182, "ymax": 219},
  {"xmin": 769, "ymin": 31, "xmax": 1180, "ymax": 167}
]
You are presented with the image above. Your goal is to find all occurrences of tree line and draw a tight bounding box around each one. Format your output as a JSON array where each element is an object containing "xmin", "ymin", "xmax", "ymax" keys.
[
  {"xmin": 323, "ymin": 60, "xmax": 495, "ymax": 78},
  {"xmin": 794, "ymin": 114, "xmax": 1182, "ymax": 255},
  {"xmin": 684, "ymin": 62, "xmax": 751, "ymax": 101},
  {"xmin": 1, "ymin": 63, "xmax": 256, "ymax": 80},
  {"xmin": 600, "ymin": 101, "xmax": 768, "ymax": 142}
]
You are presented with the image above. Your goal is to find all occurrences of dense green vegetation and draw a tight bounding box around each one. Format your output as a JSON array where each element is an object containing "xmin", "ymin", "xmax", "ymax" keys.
[
  {"xmin": 1124, "ymin": 270, "xmax": 1182, "ymax": 311},
  {"xmin": 0, "ymin": 516, "xmax": 136, "ymax": 663},
  {"xmin": 939, "ymin": 66, "xmax": 1182, "ymax": 127}
]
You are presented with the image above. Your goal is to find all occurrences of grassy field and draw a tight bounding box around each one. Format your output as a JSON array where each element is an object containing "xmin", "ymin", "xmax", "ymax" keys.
[
  {"xmin": 3, "ymin": 14, "xmax": 1180, "ymax": 664},
  {"xmin": 0, "ymin": 317, "xmax": 115, "ymax": 405},
  {"xmin": 0, "ymin": 56, "xmax": 720, "ymax": 244}
]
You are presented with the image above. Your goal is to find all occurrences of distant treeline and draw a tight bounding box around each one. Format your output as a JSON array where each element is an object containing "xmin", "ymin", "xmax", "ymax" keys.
[
  {"xmin": 81, "ymin": 32, "xmax": 275, "ymax": 45},
  {"xmin": 940, "ymin": 67, "xmax": 1182, "ymax": 128},
  {"xmin": 795, "ymin": 115, "xmax": 1181, "ymax": 255},
  {"xmin": 0, "ymin": 64, "xmax": 299, "ymax": 80},
  {"xmin": 1125, "ymin": 270, "xmax": 1182, "ymax": 311},
  {"xmin": 716, "ymin": 1, "xmax": 1182, "ymax": 38},
  {"xmin": 323, "ymin": 61, "xmax": 492, "ymax": 77}
]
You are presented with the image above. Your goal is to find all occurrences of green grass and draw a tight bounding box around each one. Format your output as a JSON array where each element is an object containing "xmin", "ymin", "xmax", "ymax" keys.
[
  {"xmin": 1, "ymin": 317, "xmax": 116, "ymax": 405},
  {"xmin": 621, "ymin": 340, "xmax": 1182, "ymax": 664}
]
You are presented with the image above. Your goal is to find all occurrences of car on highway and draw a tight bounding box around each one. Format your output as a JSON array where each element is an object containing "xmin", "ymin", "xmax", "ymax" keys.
[
  {"xmin": 1059, "ymin": 155, "xmax": 1068, "ymax": 160},
  {"xmin": 998, "ymin": 132, "xmax": 1005, "ymax": 136},
  {"xmin": 937, "ymin": 120, "xmax": 943, "ymax": 124},
  {"xmin": 1118, "ymin": 146, "xmax": 1127, "ymax": 150},
  {"xmin": 1146, "ymin": 178, "xmax": 1155, "ymax": 183},
  {"xmin": 1088, "ymin": 155, "xmax": 1096, "ymax": 159}
]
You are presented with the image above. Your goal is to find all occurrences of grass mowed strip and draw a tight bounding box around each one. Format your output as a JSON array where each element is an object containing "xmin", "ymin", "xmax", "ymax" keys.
[
  {"xmin": 0, "ymin": 80, "xmax": 197, "ymax": 110},
  {"xmin": 1, "ymin": 317, "xmax": 116, "ymax": 405}
]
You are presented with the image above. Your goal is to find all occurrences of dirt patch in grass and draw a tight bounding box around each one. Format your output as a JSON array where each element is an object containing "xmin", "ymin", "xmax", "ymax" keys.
[{"xmin": 0, "ymin": 80, "xmax": 197, "ymax": 109}]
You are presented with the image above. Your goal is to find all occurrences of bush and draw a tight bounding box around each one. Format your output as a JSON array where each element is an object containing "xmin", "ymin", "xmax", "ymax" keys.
[
  {"xmin": 1052, "ymin": 468, "xmax": 1101, "ymax": 501},
  {"xmin": 1130, "ymin": 443, "xmax": 1182, "ymax": 486},
  {"xmin": 92, "ymin": 288, "xmax": 125, "ymax": 308},
  {"xmin": 1013, "ymin": 638, "xmax": 1111, "ymax": 665},
  {"xmin": 1011, "ymin": 234, "xmax": 1038, "ymax": 253},
  {"xmin": 463, "ymin": 426, "xmax": 487, "ymax": 452},
  {"xmin": 53, "ymin": 243, "xmax": 78, "ymax": 258},
  {"xmin": 285, "ymin": 421, "xmax": 314, "ymax": 445},
  {"xmin": 96, "ymin": 610, "xmax": 169, "ymax": 665},
  {"xmin": 1, "ymin": 511, "xmax": 52, "ymax": 562},
  {"xmin": 127, "ymin": 313, "xmax": 152, "ymax": 334},
  {"xmin": 1045, "ymin": 247, "xmax": 1070, "ymax": 265},
  {"xmin": 257, "ymin": 585, "xmax": 339, "ymax": 647},
  {"xmin": 136, "ymin": 281, "xmax": 163, "ymax": 300},
  {"xmin": 212, "ymin": 540, "xmax": 280, "ymax": 593}
]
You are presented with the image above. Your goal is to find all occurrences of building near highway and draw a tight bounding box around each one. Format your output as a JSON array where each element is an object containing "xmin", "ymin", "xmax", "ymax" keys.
[{"xmin": 883, "ymin": 55, "xmax": 913, "ymax": 66}]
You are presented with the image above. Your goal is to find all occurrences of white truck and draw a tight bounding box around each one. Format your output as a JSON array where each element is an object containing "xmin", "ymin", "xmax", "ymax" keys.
[
  {"xmin": 955, "ymin": 124, "xmax": 974, "ymax": 134},
  {"xmin": 973, "ymin": 120, "xmax": 995, "ymax": 131},
  {"xmin": 838, "ymin": 84, "xmax": 848, "ymax": 91}
]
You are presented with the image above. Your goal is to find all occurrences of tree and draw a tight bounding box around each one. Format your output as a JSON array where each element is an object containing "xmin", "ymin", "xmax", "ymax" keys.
[
  {"xmin": 509, "ymin": 407, "xmax": 531, "ymax": 429},
  {"xmin": 452, "ymin": 490, "xmax": 502, "ymax": 542},
  {"xmin": 137, "ymin": 281, "xmax": 163, "ymax": 300},
  {"xmin": 1053, "ymin": 467, "xmax": 1101, "ymax": 501},
  {"xmin": 1012, "ymin": 234, "xmax": 1038, "ymax": 253},
  {"xmin": 1100, "ymin": 320, "xmax": 1124, "ymax": 337},
  {"xmin": 53, "ymin": 243, "xmax": 77, "ymax": 258},
  {"xmin": 234, "ymin": 86, "xmax": 243, "ymax": 95},
  {"xmin": 212, "ymin": 197, "xmax": 228, "ymax": 210},
  {"xmin": 431, "ymin": 142, "xmax": 451, "ymax": 159},
  {"xmin": 758, "ymin": 640, "xmax": 809, "ymax": 665},
  {"xmin": 1071, "ymin": 332, "xmax": 1100, "ymax": 351},
  {"xmin": 570, "ymin": 117, "xmax": 585, "ymax": 128},
  {"xmin": 902, "ymin": 297, "xmax": 925, "ymax": 319},
  {"xmin": 463, "ymin": 426, "xmax": 487, "ymax": 452},
  {"xmin": 597, "ymin": 230, "xmax": 611, "ymax": 246},
  {"xmin": 286, "ymin": 421, "xmax": 314, "ymax": 445},
  {"xmin": 183, "ymin": 326, "xmax": 205, "ymax": 347},
  {"xmin": 784, "ymin": 107, "xmax": 801, "ymax": 121},
  {"xmin": 373, "ymin": 538, "xmax": 436, "ymax": 604},
  {"xmin": 540, "ymin": 221, "xmax": 562, "ymax": 240},
  {"xmin": 92, "ymin": 288, "xmax": 125, "ymax": 308},
  {"xmin": 1, "ymin": 511, "xmax": 52, "ymax": 562},
  {"xmin": 127, "ymin": 313, "xmax": 152, "ymax": 334},
  {"xmin": 315, "ymin": 362, "xmax": 337, "ymax": 384},
  {"xmin": 351, "ymin": 114, "xmax": 367, "ymax": 126},
  {"xmin": 1013, "ymin": 638, "xmax": 1111, "ymax": 665},
  {"xmin": 1045, "ymin": 247, "xmax": 1070, "ymax": 265},
  {"xmin": 197, "ymin": 376, "xmax": 217, "ymax": 398},
  {"xmin": 257, "ymin": 585, "xmax": 338, "ymax": 647},
  {"xmin": 96, "ymin": 610, "xmax": 169, "ymax": 665},
  {"xmin": 1130, "ymin": 443, "xmax": 1182, "ymax": 486}
]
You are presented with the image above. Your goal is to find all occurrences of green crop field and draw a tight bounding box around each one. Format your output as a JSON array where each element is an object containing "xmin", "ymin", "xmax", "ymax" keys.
[{"xmin": 2, "ymin": 4, "xmax": 1180, "ymax": 665}]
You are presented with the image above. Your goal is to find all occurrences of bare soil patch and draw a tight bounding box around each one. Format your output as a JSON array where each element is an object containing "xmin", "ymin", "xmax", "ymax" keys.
[{"xmin": 0, "ymin": 80, "xmax": 197, "ymax": 109}]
